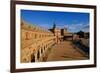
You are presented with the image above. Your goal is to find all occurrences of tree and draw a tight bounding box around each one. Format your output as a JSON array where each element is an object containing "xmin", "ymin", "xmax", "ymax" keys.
[{"xmin": 77, "ymin": 31, "xmax": 84, "ymax": 38}]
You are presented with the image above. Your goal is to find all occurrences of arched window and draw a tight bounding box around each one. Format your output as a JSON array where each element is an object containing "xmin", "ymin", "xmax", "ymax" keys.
[{"xmin": 35, "ymin": 34, "xmax": 37, "ymax": 39}]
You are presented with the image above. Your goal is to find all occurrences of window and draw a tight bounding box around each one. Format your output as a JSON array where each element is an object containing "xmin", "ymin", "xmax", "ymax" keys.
[{"xmin": 35, "ymin": 34, "xmax": 37, "ymax": 39}]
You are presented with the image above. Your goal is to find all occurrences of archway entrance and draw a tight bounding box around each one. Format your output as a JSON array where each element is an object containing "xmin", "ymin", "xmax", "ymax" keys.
[{"xmin": 31, "ymin": 54, "xmax": 35, "ymax": 62}]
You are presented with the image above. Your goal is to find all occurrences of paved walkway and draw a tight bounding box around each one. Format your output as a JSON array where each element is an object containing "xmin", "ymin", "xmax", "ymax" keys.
[{"xmin": 46, "ymin": 41, "xmax": 87, "ymax": 61}]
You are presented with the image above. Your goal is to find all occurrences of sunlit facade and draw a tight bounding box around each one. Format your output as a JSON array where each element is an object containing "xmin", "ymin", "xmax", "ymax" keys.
[{"xmin": 21, "ymin": 21, "xmax": 56, "ymax": 63}]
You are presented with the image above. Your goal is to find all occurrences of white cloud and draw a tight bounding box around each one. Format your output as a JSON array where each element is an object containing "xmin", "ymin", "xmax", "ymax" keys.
[{"xmin": 67, "ymin": 23, "xmax": 89, "ymax": 32}]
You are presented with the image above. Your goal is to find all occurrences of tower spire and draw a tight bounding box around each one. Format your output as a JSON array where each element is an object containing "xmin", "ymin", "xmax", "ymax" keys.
[{"xmin": 53, "ymin": 22, "xmax": 56, "ymax": 29}]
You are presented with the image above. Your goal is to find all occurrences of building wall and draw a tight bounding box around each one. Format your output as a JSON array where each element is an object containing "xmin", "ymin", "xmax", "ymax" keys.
[
  {"xmin": 54, "ymin": 28, "xmax": 63, "ymax": 44},
  {"xmin": 21, "ymin": 21, "xmax": 56, "ymax": 63}
]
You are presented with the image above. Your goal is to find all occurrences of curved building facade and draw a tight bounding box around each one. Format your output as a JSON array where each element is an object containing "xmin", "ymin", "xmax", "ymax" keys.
[{"xmin": 21, "ymin": 21, "xmax": 56, "ymax": 63}]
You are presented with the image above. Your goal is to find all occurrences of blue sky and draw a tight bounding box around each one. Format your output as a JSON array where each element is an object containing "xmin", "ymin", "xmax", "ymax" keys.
[{"xmin": 21, "ymin": 10, "xmax": 90, "ymax": 32}]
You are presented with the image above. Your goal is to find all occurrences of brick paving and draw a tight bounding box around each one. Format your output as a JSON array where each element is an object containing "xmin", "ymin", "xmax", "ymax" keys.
[{"xmin": 46, "ymin": 41, "xmax": 88, "ymax": 61}]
